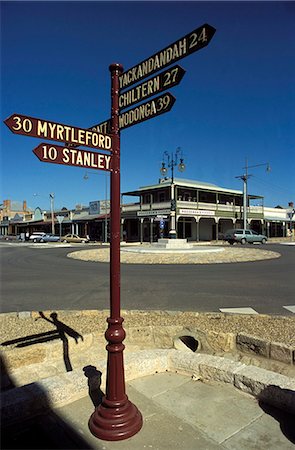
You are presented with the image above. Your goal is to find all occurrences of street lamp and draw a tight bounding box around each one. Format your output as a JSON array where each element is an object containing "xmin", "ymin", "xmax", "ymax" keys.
[
  {"xmin": 160, "ymin": 147, "xmax": 185, "ymax": 238},
  {"xmin": 49, "ymin": 193, "xmax": 55, "ymax": 234},
  {"xmin": 236, "ymin": 159, "xmax": 270, "ymax": 230},
  {"xmin": 84, "ymin": 171, "xmax": 109, "ymax": 243},
  {"xmin": 287, "ymin": 202, "xmax": 295, "ymax": 240}
]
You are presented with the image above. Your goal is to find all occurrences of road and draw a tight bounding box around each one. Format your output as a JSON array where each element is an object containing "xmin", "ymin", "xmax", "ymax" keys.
[{"xmin": 0, "ymin": 243, "xmax": 294, "ymax": 315}]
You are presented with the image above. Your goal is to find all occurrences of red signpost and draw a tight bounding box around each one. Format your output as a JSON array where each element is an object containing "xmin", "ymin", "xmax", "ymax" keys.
[
  {"xmin": 3, "ymin": 21, "xmax": 216, "ymax": 443},
  {"xmin": 88, "ymin": 63, "xmax": 143, "ymax": 441}
]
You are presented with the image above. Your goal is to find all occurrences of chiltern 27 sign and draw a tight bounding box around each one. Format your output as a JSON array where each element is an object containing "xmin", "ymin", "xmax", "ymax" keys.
[
  {"xmin": 119, "ymin": 65, "xmax": 185, "ymax": 110},
  {"xmin": 119, "ymin": 23, "xmax": 216, "ymax": 90},
  {"xmin": 4, "ymin": 113, "xmax": 112, "ymax": 151}
]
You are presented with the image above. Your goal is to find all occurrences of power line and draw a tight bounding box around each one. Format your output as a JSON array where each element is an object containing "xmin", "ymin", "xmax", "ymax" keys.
[{"xmin": 251, "ymin": 175, "xmax": 292, "ymax": 196}]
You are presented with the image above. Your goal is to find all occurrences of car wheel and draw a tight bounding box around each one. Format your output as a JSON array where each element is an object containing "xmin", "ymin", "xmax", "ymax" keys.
[
  {"xmin": 63, "ymin": 239, "xmax": 68, "ymax": 243},
  {"xmin": 241, "ymin": 238, "xmax": 246, "ymax": 245},
  {"xmin": 261, "ymin": 238, "xmax": 266, "ymax": 244},
  {"xmin": 33, "ymin": 238, "xmax": 37, "ymax": 243}
]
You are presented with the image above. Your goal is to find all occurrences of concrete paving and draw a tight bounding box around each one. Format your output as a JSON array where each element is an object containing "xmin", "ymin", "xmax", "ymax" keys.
[{"xmin": 2, "ymin": 372, "xmax": 295, "ymax": 449}]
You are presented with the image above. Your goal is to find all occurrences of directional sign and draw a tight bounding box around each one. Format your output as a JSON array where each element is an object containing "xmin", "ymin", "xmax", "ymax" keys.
[
  {"xmin": 119, "ymin": 23, "xmax": 216, "ymax": 90},
  {"xmin": 91, "ymin": 92, "xmax": 176, "ymax": 134},
  {"xmin": 119, "ymin": 65, "xmax": 185, "ymax": 111},
  {"xmin": 4, "ymin": 113, "xmax": 112, "ymax": 151},
  {"xmin": 33, "ymin": 143, "xmax": 112, "ymax": 171}
]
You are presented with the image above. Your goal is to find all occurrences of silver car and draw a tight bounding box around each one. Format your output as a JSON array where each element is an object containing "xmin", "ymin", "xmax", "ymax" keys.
[{"xmin": 224, "ymin": 229, "xmax": 267, "ymax": 245}]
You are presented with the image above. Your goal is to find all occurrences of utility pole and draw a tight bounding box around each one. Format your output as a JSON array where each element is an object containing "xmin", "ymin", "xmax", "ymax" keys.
[{"xmin": 236, "ymin": 159, "xmax": 270, "ymax": 230}]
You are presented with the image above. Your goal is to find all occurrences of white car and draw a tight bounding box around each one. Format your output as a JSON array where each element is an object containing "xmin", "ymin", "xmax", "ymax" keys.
[{"xmin": 29, "ymin": 232, "xmax": 46, "ymax": 243}]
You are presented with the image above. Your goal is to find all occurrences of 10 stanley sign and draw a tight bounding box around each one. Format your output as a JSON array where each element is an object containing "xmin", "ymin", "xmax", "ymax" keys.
[{"xmin": 3, "ymin": 22, "xmax": 216, "ymax": 442}]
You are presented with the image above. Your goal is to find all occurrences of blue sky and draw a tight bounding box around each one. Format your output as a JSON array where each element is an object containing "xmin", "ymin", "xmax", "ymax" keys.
[{"xmin": 1, "ymin": 1, "xmax": 294, "ymax": 211}]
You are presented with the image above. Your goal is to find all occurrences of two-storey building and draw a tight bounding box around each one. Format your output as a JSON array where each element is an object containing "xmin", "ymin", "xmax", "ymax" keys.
[{"xmin": 121, "ymin": 177, "xmax": 265, "ymax": 242}]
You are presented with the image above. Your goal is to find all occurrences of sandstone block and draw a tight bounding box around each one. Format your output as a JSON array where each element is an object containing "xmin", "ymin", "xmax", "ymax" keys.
[
  {"xmin": 199, "ymin": 359, "xmax": 244, "ymax": 384},
  {"xmin": 233, "ymin": 365, "xmax": 295, "ymax": 414},
  {"xmin": 236, "ymin": 333, "xmax": 270, "ymax": 358},
  {"xmin": 206, "ymin": 330, "xmax": 236, "ymax": 353},
  {"xmin": 270, "ymin": 342, "xmax": 294, "ymax": 365}
]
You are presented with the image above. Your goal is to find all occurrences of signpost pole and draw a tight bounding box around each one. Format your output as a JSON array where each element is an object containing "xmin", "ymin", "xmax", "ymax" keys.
[{"xmin": 89, "ymin": 63, "xmax": 143, "ymax": 441}]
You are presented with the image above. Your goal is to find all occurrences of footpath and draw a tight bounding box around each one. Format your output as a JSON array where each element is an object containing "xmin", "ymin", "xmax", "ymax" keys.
[{"xmin": 1, "ymin": 311, "xmax": 295, "ymax": 449}]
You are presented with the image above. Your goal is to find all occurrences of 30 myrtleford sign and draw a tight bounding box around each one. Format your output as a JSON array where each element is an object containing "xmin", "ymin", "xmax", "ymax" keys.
[
  {"xmin": 119, "ymin": 23, "xmax": 215, "ymax": 90},
  {"xmin": 4, "ymin": 113, "xmax": 112, "ymax": 151},
  {"xmin": 33, "ymin": 143, "xmax": 112, "ymax": 171}
]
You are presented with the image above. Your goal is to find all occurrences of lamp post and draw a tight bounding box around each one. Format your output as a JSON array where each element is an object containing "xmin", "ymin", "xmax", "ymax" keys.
[
  {"xmin": 160, "ymin": 147, "xmax": 185, "ymax": 238},
  {"xmin": 287, "ymin": 202, "xmax": 295, "ymax": 240},
  {"xmin": 84, "ymin": 171, "xmax": 109, "ymax": 243},
  {"xmin": 49, "ymin": 193, "xmax": 55, "ymax": 234},
  {"xmin": 236, "ymin": 159, "xmax": 270, "ymax": 230}
]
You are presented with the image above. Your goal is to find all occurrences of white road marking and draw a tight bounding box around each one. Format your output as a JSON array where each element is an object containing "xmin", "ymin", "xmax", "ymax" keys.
[{"xmin": 219, "ymin": 307, "xmax": 259, "ymax": 314}]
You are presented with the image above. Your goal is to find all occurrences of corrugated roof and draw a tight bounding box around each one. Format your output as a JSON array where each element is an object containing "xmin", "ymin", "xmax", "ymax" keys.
[{"xmin": 123, "ymin": 178, "xmax": 245, "ymax": 196}]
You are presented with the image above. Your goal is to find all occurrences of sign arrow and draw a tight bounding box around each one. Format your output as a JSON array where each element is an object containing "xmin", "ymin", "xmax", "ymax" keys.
[
  {"xmin": 119, "ymin": 65, "xmax": 185, "ymax": 111},
  {"xmin": 90, "ymin": 92, "xmax": 176, "ymax": 135},
  {"xmin": 33, "ymin": 143, "xmax": 112, "ymax": 172},
  {"xmin": 4, "ymin": 113, "xmax": 113, "ymax": 151},
  {"xmin": 119, "ymin": 23, "xmax": 216, "ymax": 90}
]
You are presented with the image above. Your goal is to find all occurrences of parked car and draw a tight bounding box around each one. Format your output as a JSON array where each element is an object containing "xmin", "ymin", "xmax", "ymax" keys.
[
  {"xmin": 61, "ymin": 234, "xmax": 89, "ymax": 243},
  {"xmin": 39, "ymin": 233, "xmax": 60, "ymax": 243},
  {"xmin": 1, "ymin": 234, "xmax": 21, "ymax": 241},
  {"xmin": 29, "ymin": 232, "xmax": 47, "ymax": 242},
  {"xmin": 224, "ymin": 229, "xmax": 267, "ymax": 245}
]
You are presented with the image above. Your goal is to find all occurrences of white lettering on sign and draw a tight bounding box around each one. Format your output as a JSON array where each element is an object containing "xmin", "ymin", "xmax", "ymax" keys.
[
  {"xmin": 119, "ymin": 24, "xmax": 216, "ymax": 90},
  {"xmin": 11, "ymin": 116, "xmax": 33, "ymax": 133},
  {"xmin": 120, "ymin": 39, "xmax": 187, "ymax": 89},
  {"xmin": 119, "ymin": 76, "xmax": 160, "ymax": 109},
  {"xmin": 38, "ymin": 145, "xmax": 111, "ymax": 170},
  {"xmin": 119, "ymin": 94, "xmax": 171, "ymax": 129},
  {"xmin": 62, "ymin": 148, "xmax": 111, "ymax": 170},
  {"xmin": 36, "ymin": 120, "xmax": 112, "ymax": 150},
  {"xmin": 42, "ymin": 145, "xmax": 58, "ymax": 160},
  {"xmin": 179, "ymin": 209, "xmax": 215, "ymax": 216}
]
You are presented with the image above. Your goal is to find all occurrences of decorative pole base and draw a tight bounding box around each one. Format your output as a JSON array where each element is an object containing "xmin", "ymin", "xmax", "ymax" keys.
[{"xmin": 89, "ymin": 396, "xmax": 143, "ymax": 441}]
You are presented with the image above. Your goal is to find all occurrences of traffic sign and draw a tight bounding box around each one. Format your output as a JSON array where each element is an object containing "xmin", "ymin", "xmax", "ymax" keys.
[
  {"xmin": 119, "ymin": 65, "xmax": 185, "ymax": 111},
  {"xmin": 33, "ymin": 143, "xmax": 112, "ymax": 171},
  {"xmin": 119, "ymin": 23, "xmax": 216, "ymax": 90},
  {"xmin": 91, "ymin": 92, "xmax": 176, "ymax": 133},
  {"xmin": 4, "ymin": 113, "xmax": 112, "ymax": 151}
]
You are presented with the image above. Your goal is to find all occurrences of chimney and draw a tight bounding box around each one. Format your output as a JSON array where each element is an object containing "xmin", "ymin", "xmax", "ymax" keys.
[
  {"xmin": 4, "ymin": 200, "xmax": 11, "ymax": 211},
  {"xmin": 23, "ymin": 200, "xmax": 27, "ymax": 211}
]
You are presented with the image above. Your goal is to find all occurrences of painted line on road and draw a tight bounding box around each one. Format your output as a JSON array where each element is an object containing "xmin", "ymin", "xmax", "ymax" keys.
[
  {"xmin": 283, "ymin": 305, "xmax": 295, "ymax": 313},
  {"xmin": 219, "ymin": 307, "xmax": 259, "ymax": 315}
]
